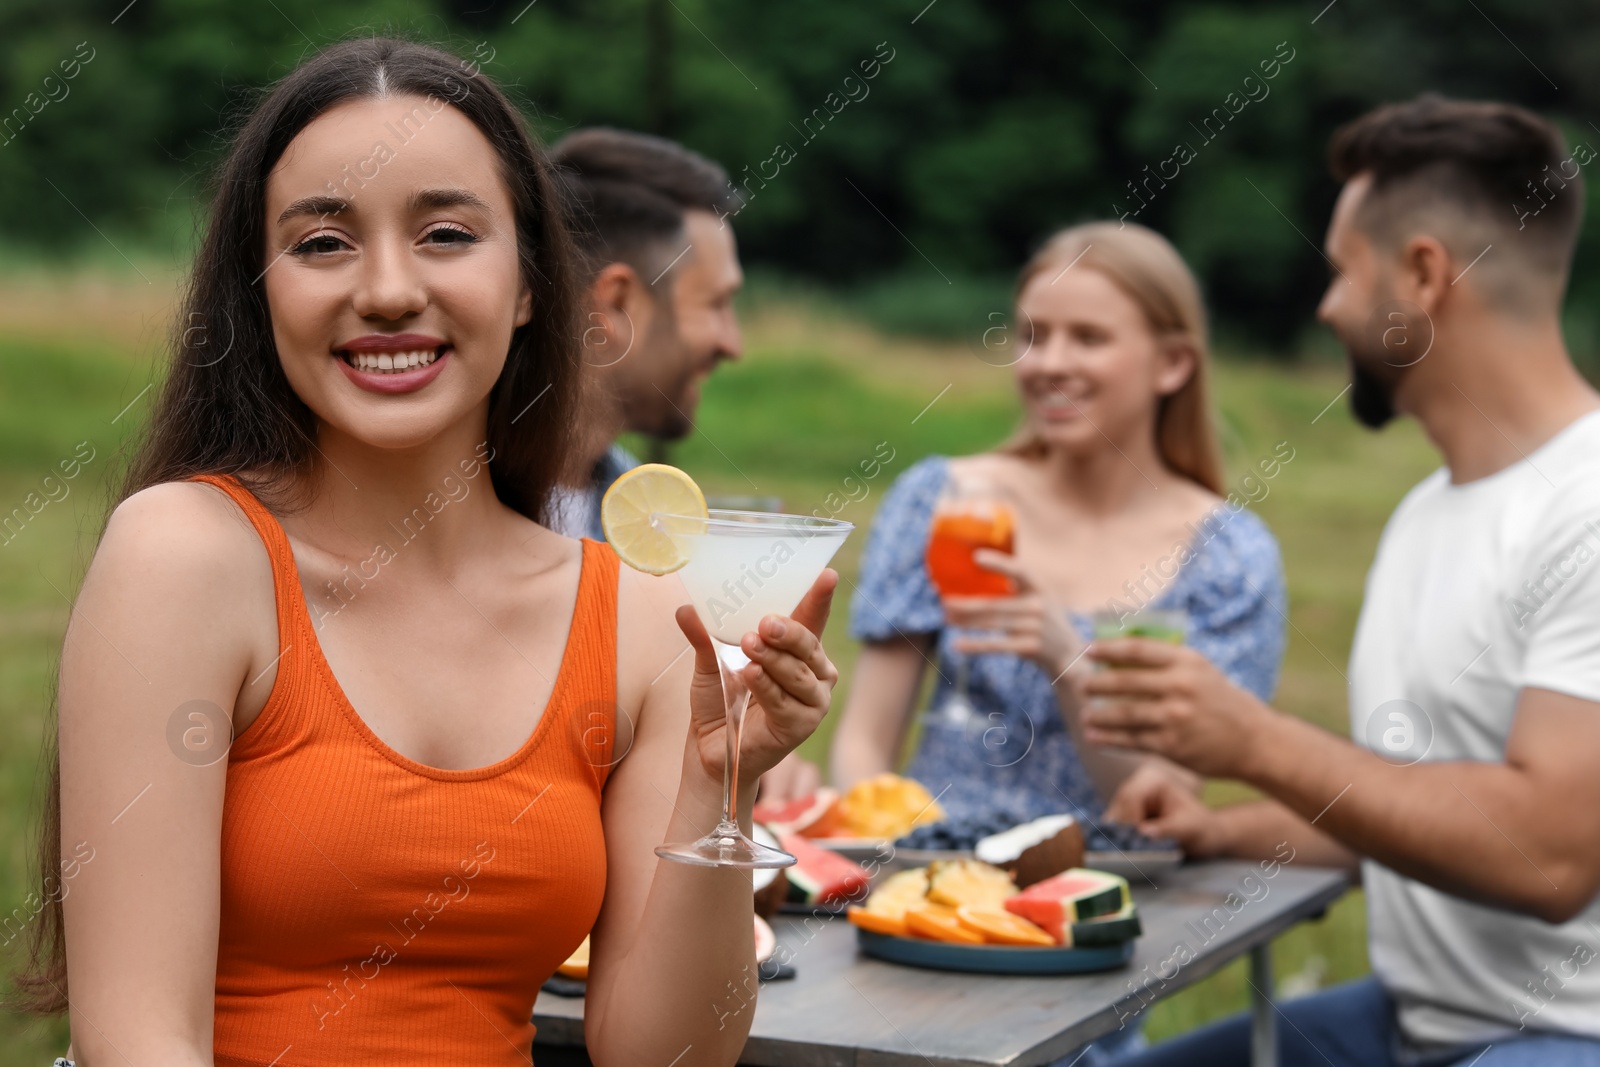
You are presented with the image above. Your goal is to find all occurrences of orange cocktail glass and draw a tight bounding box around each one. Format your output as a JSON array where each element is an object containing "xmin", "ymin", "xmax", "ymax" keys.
[
  {"xmin": 926, "ymin": 506, "xmax": 1017, "ymax": 598},
  {"xmin": 924, "ymin": 491, "xmax": 1016, "ymax": 728}
]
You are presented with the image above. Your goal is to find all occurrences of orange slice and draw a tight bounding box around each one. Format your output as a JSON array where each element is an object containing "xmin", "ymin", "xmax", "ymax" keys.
[
  {"xmin": 847, "ymin": 906, "xmax": 909, "ymax": 937},
  {"xmin": 904, "ymin": 904, "xmax": 984, "ymax": 945},
  {"xmin": 556, "ymin": 934, "xmax": 590, "ymax": 979},
  {"xmin": 955, "ymin": 905, "xmax": 1056, "ymax": 947}
]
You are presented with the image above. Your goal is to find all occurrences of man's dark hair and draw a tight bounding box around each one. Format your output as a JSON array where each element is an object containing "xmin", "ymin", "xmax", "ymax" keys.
[
  {"xmin": 1329, "ymin": 94, "xmax": 1584, "ymax": 310},
  {"xmin": 550, "ymin": 127, "xmax": 741, "ymax": 288}
]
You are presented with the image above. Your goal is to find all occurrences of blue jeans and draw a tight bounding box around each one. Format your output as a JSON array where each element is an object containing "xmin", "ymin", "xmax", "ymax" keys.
[
  {"xmin": 1105, "ymin": 978, "xmax": 1600, "ymax": 1067},
  {"xmin": 1061, "ymin": 1021, "xmax": 1146, "ymax": 1065}
]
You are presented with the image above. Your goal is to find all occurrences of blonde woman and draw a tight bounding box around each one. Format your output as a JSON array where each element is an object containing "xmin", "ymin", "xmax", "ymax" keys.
[{"xmin": 829, "ymin": 222, "xmax": 1287, "ymax": 827}]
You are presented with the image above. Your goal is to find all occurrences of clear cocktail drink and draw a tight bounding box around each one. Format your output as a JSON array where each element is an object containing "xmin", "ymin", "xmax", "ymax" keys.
[
  {"xmin": 653, "ymin": 508, "xmax": 853, "ymax": 868},
  {"xmin": 1091, "ymin": 608, "xmax": 1188, "ymax": 645}
]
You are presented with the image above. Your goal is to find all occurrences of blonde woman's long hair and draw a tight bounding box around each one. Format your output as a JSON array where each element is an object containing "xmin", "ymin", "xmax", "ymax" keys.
[{"xmin": 1000, "ymin": 221, "xmax": 1225, "ymax": 495}]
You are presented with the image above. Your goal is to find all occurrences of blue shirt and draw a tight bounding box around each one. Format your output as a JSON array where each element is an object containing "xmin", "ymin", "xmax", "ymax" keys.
[
  {"xmin": 584, "ymin": 443, "xmax": 639, "ymax": 542},
  {"xmin": 848, "ymin": 454, "xmax": 1287, "ymax": 824}
]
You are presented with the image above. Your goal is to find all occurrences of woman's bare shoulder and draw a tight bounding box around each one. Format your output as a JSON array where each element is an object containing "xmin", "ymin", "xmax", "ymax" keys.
[
  {"xmin": 92, "ymin": 480, "xmax": 276, "ymax": 633},
  {"xmin": 105, "ymin": 480, "xmax": 267, "ymax": 564},
  {"xmin": 614, "ymin": 567, "xmax": 692, "ymax": 677},
  {"xmin": 1171, "ymin": 478, "xmax": 1226, "ymax": 521},
  {"xmin": 66, "ymin": 481, "xmax": 278, "ymax": 727}
]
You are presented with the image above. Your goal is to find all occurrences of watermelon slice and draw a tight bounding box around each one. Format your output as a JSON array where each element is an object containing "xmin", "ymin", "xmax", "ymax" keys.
[
  {"xmin": 1063, "ymin": 902, "xmax": 1142, "ymax": 948},
  {"xmin": 1003, "ymin": 868, "xmax": 1130, "ymax": 943},
  {"xmin": 779, "ymin": 832, "xmax": 870, "ymax": 906},
  {"xmin": 754, "ymin": 788, "xmax": 838, "ymax": 836},
  {"xmin": 751, "ymin": 824, "xmax": 788, "ymax": 917},
  {"xmin": 754, "ymin": 914, "xmax": 777, "ymax": 964}
]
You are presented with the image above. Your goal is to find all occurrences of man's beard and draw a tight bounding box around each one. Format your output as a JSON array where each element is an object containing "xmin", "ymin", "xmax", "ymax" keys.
[
  {"xmin": 1349, "ymin": 360, "xmax": 1397, "ymax": 429},
  {"xmin": 652, "ymin": 366, "xmax": 696, "ymax": 441},
  {"xmin": 632, "ymin": 304, "xmax": 696, "ymax": 441},
  {"xmin": 651, "ymin": 331, "xmax": 696, "ymax": 441},
  {"xmin": 1339, "ymin": 294, "xmax": 1421, "ymax": 430}
]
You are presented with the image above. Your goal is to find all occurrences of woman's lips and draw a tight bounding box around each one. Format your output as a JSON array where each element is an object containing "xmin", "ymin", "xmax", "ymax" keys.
[
  {"xmin": 334, "ymin": 345, "xmax": 452, "ymax": 395},
  {"xmin": 338, "ymin": 332, "xmax": 447, "ymax": 352},
  {"xmin": 1028, "ymin": 387, "xmax": 1087, "ymax": 421}
]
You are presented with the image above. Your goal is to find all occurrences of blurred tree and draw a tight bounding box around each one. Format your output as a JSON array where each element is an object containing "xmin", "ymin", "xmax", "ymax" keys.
[
  {"xmin": 644, "ymin": 0, "xmax": 673, "ymax": 135},
  {"xmin": 1, "ymin": 0, "xmax": 1596, "ymax": 352}
]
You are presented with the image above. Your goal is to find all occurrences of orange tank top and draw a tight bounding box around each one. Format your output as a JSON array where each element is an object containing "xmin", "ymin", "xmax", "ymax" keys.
[{"xmin": 190, "ymin": 474, "xmax": 617, "ymax": 1067}]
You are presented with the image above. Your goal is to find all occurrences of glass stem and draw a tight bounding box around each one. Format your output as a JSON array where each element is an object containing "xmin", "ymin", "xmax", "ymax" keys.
[{"xmin": 714, "ymin": 641, "xmax": 753, "ymax": 836}]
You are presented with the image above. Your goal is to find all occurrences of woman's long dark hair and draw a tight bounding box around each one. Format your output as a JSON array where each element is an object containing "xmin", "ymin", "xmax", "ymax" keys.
[{"xmin": 12, "ymin": 37, "xmax": 584, "ymax": 1013}]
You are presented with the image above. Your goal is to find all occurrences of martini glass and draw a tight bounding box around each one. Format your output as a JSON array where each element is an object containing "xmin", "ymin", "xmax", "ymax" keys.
[{"xmin": 651, "ymin": 508, "xmax": 854, "ymax": 868}]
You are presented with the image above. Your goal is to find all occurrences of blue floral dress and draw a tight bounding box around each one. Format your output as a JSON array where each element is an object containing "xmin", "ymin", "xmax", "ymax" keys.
[{"xmin": 849, "ymin": 454, "xmax": 1287, "ymax": 824}]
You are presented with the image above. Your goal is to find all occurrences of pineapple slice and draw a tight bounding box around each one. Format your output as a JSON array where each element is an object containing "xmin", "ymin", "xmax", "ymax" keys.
[
  {"xmin": 864, "ymin": 867, "xmax": 932, "ymax": 918},
  {"xmin": 925, "ymin": 859, "xmax": 1016, "ymax": 909}
]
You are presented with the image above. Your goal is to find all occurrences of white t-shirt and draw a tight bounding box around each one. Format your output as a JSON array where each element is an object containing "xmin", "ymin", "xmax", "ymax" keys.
[{"xmin": 1350, "ymin": 408, "xmax": 1600, "ymax": 1045}]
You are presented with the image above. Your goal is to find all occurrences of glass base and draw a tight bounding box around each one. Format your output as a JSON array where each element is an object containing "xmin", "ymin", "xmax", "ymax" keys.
[
  {"xmin": 923, "ymin": 694, "xmax": 979, "ymax": 730},
  {"xmin": 655, "ymin": 822, "xmax": 796, "ymax": 869}
]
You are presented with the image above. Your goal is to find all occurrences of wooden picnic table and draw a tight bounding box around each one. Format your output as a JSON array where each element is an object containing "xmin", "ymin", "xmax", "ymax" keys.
[{"xmin": 532, "ymin": 859, "xmax": 1350, "ymax": 1067}]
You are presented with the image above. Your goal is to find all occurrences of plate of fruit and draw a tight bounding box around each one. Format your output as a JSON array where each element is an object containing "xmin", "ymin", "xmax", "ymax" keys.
[
  {"xmin": 846, "ymin": 859, "xmax": 1140, "ymax": 974},
  {"xmin": 753, "ymin": 773, "xmax": 944, "ymax": 862}
]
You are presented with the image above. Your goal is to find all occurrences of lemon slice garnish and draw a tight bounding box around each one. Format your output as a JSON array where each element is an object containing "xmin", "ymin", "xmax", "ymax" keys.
[{"xmin": 600, "ymin": 463, "xmax": 708, "ymax": 575}]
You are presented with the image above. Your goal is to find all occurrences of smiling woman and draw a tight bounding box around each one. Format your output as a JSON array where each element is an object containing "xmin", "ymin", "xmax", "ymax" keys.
[
  {"xmin": 14, "ymin": 37, "xmax": 842, "ymax": 1067},
  {"xmin": 830, "ymin": 219, "xmax": 1288, "ymax": 848}
]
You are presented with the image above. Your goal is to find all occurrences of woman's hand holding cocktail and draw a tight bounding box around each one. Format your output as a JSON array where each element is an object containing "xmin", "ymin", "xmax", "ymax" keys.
[
  {"xmin": 1078, "ymin": 637, "xmax": 1272, "ymax": 778},
  {"xmin": 944, "ymin": 549, "xmax": 1085, "ymax": 679},
  {"xmin": 674, "ymin": 569, "xmax": 840, "ymax": 792}
]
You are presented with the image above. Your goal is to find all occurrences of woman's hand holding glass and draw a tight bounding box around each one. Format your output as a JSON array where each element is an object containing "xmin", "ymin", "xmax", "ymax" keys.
[
  {"xmin": 944, "ymin": 548, "xmax": 1086, "ymax": 681},
  {"xmin": 674, "ymin": 570, "xmax": 840, "ymax": 793}
]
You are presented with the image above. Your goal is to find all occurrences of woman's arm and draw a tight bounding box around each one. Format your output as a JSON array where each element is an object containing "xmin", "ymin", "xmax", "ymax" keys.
[
  {"xmin": 828, "ymin": 636, "xmax": 931, "ymax": 789},
  {"xmin": 828, "ymin": 456, "xmax": 947, "ymax": 791},
  {"xmin": 585, "ymin": 655, "xmax": 756, "ymax": 1067},
  {"xmin": 585, "ymin": 569, "xmax": 839, "ymax": 1066},
  {"xmin": 58, "ymin": 483, "xmax": 272, "ymax": 1066}
]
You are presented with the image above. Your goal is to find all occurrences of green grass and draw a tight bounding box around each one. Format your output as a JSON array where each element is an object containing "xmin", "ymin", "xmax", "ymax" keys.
[
  {"xmin": 0, "ymin": 331, "xmax": 154, "ymax": 1059},
  {"xmin": 0, "ymin": 300, "xmax": 1440, "ymax": 1058}
]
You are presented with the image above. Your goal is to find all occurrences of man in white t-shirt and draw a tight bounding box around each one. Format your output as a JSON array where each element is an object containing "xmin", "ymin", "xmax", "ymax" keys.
[{"xmin": 1087, "ymin": 95, "xmax": 1600, "ymax": 1066}]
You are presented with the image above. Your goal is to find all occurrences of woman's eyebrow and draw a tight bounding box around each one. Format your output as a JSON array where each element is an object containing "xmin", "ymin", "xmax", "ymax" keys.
[
  {"xmin": 411, "ymin": 187, "xmax": 492, "ymax": 213},
  {"xmin": 273, "ymin": 188, "xmax": 491, "ymax": 227},
  {"xmin": 276, "ymin": 194, "xmax": 350, "ymax": 225}
]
